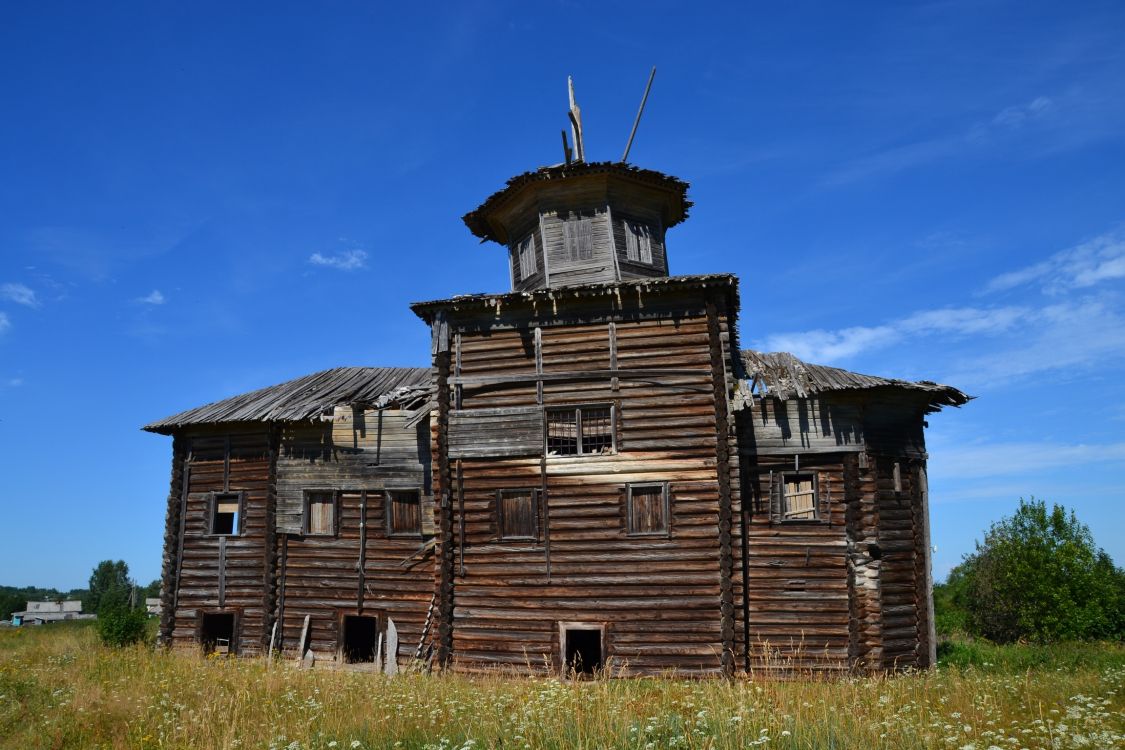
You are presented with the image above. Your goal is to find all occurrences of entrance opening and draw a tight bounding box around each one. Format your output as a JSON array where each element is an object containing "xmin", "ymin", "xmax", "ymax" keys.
[
  {"xmin": 342, "ymin": 615, "xmax": 379, "ymax": 663},
  {"xmin": 201, "ymin": 612, "xmax": 235, "ymax": 655},
  {"xmin": 564, "ymin": 628, "xmax": 603, "ymax": 676}
]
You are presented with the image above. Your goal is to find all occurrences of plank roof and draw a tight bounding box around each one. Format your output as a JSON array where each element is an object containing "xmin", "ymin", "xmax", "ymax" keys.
[
  {"xmin": 462, "ymin": 160, "xmax": 692, "ymax": 244},
  {"xmin": 740, "ymin": 350, "xmax": 970, "ymax": 412},
  {"xmin": 143, "ymin": 366, "xmax": 431, "ymax": 434}
]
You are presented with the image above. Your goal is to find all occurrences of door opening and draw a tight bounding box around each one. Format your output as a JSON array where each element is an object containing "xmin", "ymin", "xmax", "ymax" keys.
[
  {"xmin": 564, "ymin": 627, "xmax": 603, "ymax": 676},
  {"xmin": 201, "ymin": 612, "xmax": 235, "ymax": 655},
  {"xmin": 341, "ymin": 615, "xmax": 379, "ymax": 663}
]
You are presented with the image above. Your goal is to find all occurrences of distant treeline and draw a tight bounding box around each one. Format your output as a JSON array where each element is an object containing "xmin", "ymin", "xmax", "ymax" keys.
[{"xmin": 0, "ymin": 585, "xmax": 89, "ymax": 620}]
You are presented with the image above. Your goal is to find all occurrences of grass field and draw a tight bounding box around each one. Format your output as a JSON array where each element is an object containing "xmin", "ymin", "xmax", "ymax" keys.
[{"xmin": 1, "ymin": 622, "xmax": 1121, "ymax": 749}]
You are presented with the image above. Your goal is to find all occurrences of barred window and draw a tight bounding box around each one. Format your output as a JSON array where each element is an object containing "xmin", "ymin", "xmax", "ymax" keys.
[{"xmin": 546, "ymin": 405, "xmax": 614, "ymax": 456}]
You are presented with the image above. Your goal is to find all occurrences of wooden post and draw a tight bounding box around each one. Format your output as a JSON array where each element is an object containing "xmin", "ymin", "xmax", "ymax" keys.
[
  {"xmin": 706, "ymin": 298, "xmax": 736, "ymax": 677},
  {"xmin": 433, "ymin": 314, "xmax": 455, "ymax": 669},
  {"xmin": 158, "ymin": 435, "xmax": 187, "ymax": 647}
]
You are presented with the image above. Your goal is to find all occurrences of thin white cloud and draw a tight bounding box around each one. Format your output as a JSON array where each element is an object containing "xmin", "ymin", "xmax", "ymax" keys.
[
  {"xmin": 4, "ymin": 377, "xmax": 22, "ymax": 387},
  {"xmin": 986, "ymin": 228, "xmax": 1125, "ymax": 294},
  {"xmin": 991, "ymin": 97, "xmax": 1054, "ymax": 129},
  {"xmin": 308, "ymin": 249, "xmax": 368, "ymax": 271},
  {"xmin": 931, "ymin": 439, "xmax": 1125, "ymax": 480},
  {"xmin": 824, "ymin": 96, "xmax": 1056, "ymax": 186},
  {"xmin": 0, "ymin": 312, "xmax": 9, "ymax": 334},
  {"xmin": 137, "ymin": 290, "xmax": 165, "ymax": 305},
  {"xmin": 1, "ymin": 282, "xmax": 39, "ymax": 308},
  {"xmin": 757, "ymin": 306, "xmax": 1026, "ymax": 362}
]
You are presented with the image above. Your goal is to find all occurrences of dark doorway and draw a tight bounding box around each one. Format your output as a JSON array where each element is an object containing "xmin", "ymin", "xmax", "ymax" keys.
[
  {"xmin": 342, "ymin": 615, "xmax": 379, "ymax": 663},
  {"xmin": 201, "ymin": 612, "xmax": 235, "ymax": 655},
  {"xmin": 564, "ymin": 628, "xmax": 603, "ymax": 675}
]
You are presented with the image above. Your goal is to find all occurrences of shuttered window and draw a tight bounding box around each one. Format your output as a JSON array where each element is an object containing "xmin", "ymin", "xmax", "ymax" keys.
[
  {"xmin": 304, "ymin": 491, "xmax": 337, "ymax": 536},
  {"xmin": 546, "ymin": 405, "xmax": 614, "ymax": 456},
  {"xmin": 562, "ymin": 217, "xmax": 594, "ymax": 261},
  {"xmin": 511, "ymin": 233, "xmax": 537, "ymax": 282},
  {"xmin": 387, "ymin": 489, "xmax": 422, "ymax": 536},
  {"xmin": 497, "ymin": 489, "xmax": 537, "ymax": 540},
  {"xmin": 627, "ymin": 483, "xmax": 669, "ymax": 535},
  {"xmin": 623, "ymin": 220, "xmax": 654, "ymax": 264},
  {"xmin": 782, "ymin": 473, "xmax": 817, "ymax": 520},
  {"xmin": 210, "ymin": 492, "xmax": 242, "ymax": 536}
]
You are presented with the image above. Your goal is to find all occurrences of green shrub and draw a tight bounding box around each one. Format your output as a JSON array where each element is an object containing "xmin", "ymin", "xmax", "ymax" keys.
[
  {"xmin": 96, "ymin": 605, "xmax": 148, "ymax": 647},
  {"xmin": 952, "ymin": 498, "xmax": 1123, "ymax": 643}
]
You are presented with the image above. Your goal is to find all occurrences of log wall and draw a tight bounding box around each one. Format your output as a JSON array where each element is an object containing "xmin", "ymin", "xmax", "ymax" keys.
[
  {"xmin": 428, "ymin": 287, "xmax": 740, "ymax": 676},
  {"xmin": 169, "ymin": 428, "xmax": 271, "ymax": 654}
]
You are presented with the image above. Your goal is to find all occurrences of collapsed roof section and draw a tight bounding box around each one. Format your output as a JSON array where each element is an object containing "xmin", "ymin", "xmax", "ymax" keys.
[
  {"xmin": 737, "ymin": 350, "xmax": 971, "ymax": 414},
  {"xmin": 143, "ymin": 366, "xmax": 431, "ymax": 434}
]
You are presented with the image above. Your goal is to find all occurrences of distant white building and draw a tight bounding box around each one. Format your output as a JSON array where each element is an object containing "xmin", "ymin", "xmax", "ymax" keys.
[
  {"xmin": 145, "ymin": 598, "xmax": 162, "ymax": 616},
  {"xmin": 11, "ymin": 600, "xmax": 95, "ymax": 626}
]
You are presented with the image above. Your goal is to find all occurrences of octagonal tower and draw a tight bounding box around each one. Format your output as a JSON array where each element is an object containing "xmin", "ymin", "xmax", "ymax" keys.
[{"xmin": 462, "ymin": 161, "xmax": 691, "ymax": 291}]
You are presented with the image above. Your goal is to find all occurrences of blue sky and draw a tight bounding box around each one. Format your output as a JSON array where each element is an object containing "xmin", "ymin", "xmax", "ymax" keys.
[{"xmin": 1, "ymin": 2, "xmax": 1123, "ymax": 589}]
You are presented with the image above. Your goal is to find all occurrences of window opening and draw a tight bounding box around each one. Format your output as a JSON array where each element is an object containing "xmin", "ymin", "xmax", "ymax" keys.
[
  {"xmin": 562, "ymin": 217, "xmax": 594, "ymax": 261},
  {"xmin": 512, "ymin": 233, "xmax": 537, "ymax": 281},
  {"xmin": 305, "ymin": 491, "xmax": 336, "ymax": 535},
  {"xmin": 341, "ymin": 615, "xmax": 379, "ymax": 663},
  {"xmin": 388, "ymin": 490, "xmax": 422, "ymax": 536},
  {"xmin": 564, "ymin": 628, "xmax": 603, "ymax": 676},
  {"xmin": 201, "ymin": 612, "xmax": 235, "ymax": 655},
  {"xmin": 498, "ymin": 489, "xmax": 537, "ymax": 540},
  {"xmin": 211, "ymin": 493, "xmax": 241, "ymax": 536},
  {"xmin": 546, "ymin": 405, "xmax": 613, "ymax": 456},
  {"xmin": 782, "ymin": 473, "xmax": 817, "ymax": 520},
  {"xmin": 627, "ymin": 483, "xmax": 669, "ymax": 535},
  {"xmin": 623, "ymin": 220, "xmax": 654, "ymax": 264}
]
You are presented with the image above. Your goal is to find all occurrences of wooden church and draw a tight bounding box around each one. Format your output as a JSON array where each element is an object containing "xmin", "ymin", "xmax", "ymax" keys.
[{"xmin": 145, "ymin": 107, "xmax": 967, "ymax": 676}]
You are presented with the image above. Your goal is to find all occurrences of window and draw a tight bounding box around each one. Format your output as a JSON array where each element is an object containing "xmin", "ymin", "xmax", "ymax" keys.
[
  {"xmin": 511, "ymin": 233, "xmax": 537, "ymax": 282},
  {"xmin": 340, "ymin": 615, "xmax": 379, "ymax": 663},
  {"xmin": 546, "ymin": 405, "xmax": 614, "ymax": 456},
  {"xmin": 627, "ymin": 483, "xmax": 669, "ymax": 535},
  {"xmin": 304, "ymin": 491, "xmax": 337, "ymax": 536},
  {"xmin": 498, "ymin": 489, "xmax": 538, "ymax": 540},
  {"xmin": 562, "ymin": 217, "xmax": 594, "ymax": 261},
  {"xmin": 210, "ymin": 492, "xmax": 242, "ymax": 536},
  {"xmin": 623, "ymin": 219, "xmax": 654, "ymax": 264},
  {"xmin": 387, "ymin": 489, "xmax": 422, "ymax": 536},
  {"xmin": 781, "ymin": 473, "xmax": 817, "ymax": 520}
]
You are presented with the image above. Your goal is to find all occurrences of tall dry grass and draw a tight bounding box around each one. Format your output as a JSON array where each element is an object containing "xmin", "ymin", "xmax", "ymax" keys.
[{"xmin": 1, "ymin": 622, "xmax": 1121, "ymax": 749}]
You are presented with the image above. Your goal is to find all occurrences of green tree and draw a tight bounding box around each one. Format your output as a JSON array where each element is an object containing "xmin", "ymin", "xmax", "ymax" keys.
[
  {"xmin": 85, "ymin": 560, "xmax": 133, "ymax": 614},
  {"xmin": 957, "ymin": 498, "xmax": 1123, "ymax": 643},
  {"xmin": 97, "ymin": 604, "xmax": 148, "ymax": 647}
]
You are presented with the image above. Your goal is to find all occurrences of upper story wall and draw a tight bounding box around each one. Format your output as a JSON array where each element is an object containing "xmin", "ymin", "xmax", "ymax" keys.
[{"xmin": 736, "ymin": 390, "xmax": 929, "ymax": 458}]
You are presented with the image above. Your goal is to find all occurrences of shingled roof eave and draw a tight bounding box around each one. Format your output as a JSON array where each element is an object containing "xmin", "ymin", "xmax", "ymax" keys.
[{"xmin": 142, "ymin": 366, "xmax": 432, "ymax": 435}]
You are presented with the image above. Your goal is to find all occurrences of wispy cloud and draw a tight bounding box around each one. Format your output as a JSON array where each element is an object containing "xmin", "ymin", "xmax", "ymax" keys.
[
  {"xmin": 985, "ymin": 228, "xmax": 1125, "ymax": 294},
  {"xmin": 931, "ymin": 438, "xmax": 1125, "ymax": 480},
  {"xmin": 0, "ymin": 312, "xmax": 9, "ymax": 334},
  {"xmin": 308, "ymin": 249, "xmax": 368, "ymax": 271},
  {"xmin": 757, "ymin": 305, "xmax": 1026, "ymax": 362},
  {"xmin": 757, "ymin": 296, "xmax": 1125, "ymax": 387},
  {"xmin": 0, "ymin": 282, "xmax": 39, "ymax": 308},
  {"xmin": 3, "ymin": 377, "xmax": 22, "ymax": 388},
  {"xmin": 823, "ymin": 95, "xmax": 1056, "ymax": 186},
  {"xmin": 137, "ymin": 290, "xmax": 165, "ymax": 305}
]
